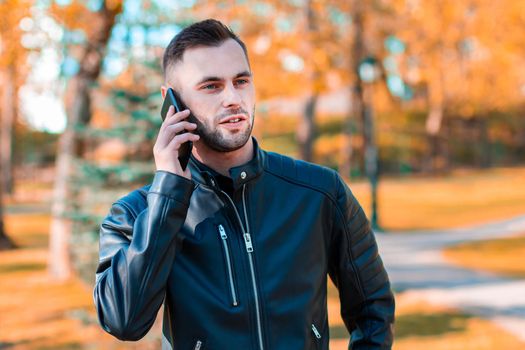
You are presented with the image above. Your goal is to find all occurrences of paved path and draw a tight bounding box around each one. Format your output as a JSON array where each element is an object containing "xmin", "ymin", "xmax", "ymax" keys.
[{"xmin": 375, "ymin": 215, "xmax": 525, "ymax": 342}]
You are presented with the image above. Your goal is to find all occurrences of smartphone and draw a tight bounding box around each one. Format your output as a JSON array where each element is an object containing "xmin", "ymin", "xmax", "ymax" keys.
[{"xmin": 160, "ymin": 87, "xmax": 193, "ymax": 171}]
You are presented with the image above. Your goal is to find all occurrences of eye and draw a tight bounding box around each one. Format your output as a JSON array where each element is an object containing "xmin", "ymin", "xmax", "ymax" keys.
[
  {"xmin": 202, "ymin": 83, "xmax": 220, "ymax": 90},
  {"xmin": 235, "ymin": 78, "xmax": 250, "ymax": 86}
]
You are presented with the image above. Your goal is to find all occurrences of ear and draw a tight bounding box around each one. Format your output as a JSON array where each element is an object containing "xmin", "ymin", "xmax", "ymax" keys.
[{"xmin": 160, "ymin": 85, "xmax": 168, "ymax": 99}]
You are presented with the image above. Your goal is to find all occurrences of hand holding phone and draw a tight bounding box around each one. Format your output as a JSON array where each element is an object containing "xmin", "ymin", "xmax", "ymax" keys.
[{"xmin": 154, "ymin": 88, "xmax": 199, "ymax": 178}]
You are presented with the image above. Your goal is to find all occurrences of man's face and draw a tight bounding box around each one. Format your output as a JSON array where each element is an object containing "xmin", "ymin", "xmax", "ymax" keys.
[{"xmin": 164, "ymin": 39, "xmax": 255, "ymax": 153}]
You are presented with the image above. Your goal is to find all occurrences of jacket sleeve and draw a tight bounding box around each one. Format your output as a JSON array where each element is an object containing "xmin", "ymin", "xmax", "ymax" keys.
[
  {"xmin": 93, "ymin": 171, "xmax": 194, "ymax": 341},
  {"xmin": 328, "ymin": 174, "xmax": 395, "ymax": 349}
]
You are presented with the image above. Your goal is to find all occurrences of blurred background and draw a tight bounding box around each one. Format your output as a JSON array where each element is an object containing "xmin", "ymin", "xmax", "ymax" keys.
[{"xmin": 1, "ymin": 0, "xmax": 524, "ymax": 349}]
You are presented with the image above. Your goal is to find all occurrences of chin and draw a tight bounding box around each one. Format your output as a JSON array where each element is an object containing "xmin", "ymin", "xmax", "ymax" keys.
[{"xmin": 206, "ymin": 134, "xmax": 251, "ymax": 153}]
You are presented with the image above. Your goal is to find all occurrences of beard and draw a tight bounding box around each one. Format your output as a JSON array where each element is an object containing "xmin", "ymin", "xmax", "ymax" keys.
[{"xmin": 191, "ymin": 106, "xmax": 255, "ymax": 153}]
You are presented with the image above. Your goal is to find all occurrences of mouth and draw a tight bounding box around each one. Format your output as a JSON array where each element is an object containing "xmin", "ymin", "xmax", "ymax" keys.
[{"xmin": 219, "ymin": 115, "xmax": 247, "ymax": 125}]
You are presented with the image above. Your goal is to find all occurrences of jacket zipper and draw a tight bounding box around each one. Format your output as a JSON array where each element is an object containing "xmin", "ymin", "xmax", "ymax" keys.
[
  {"xmin": 311, "ymin": 323, "xmax": 321, "ymax": 350},
  {"xmin": 219, "ymin": 185, "xmax": 264, "ymax": 350},
  {"xmin": 194, "ymin": 340, "xmax": 202, "ymax": 350},
  {"xmin": 311, "ymin": 323, "xmax": 322, "ymax": 339},
  {"xmin": 218, "ymin": 224, "xmax": 239, "ymax": 306}
]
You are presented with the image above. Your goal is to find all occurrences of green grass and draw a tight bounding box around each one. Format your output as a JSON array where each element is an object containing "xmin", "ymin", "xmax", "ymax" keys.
[
  {"xmin": 0, "ymin": 262, "xmax": 46, "ymax": 274},
  {"xmin": 444, "ymin": 234, "xmax": 525, "ymax": 278},
  {"xmin": 395, "ymin": 312, "xmax": 471, "ymax": 338},
  {"xmin": 350, "ymin": 167, "xmax": 525, "ymax": 231}
]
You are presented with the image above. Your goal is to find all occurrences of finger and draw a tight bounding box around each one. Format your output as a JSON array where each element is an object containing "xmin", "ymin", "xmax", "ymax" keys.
[
  {"xmin": 160, "ymin": 105, "xmax": 175, "ymax": 128},
  {"xmin": 166, "ymin": 105, "xmax": 175, "ymax": 119},
  {"xmin": 156, "ymin": 122, "xmax": 197, "ymax": 149},
  {"xmin": 160, "ymin": 109, "xmax": 191, "ymax": 132},
  {"xmin": 166, "ymin": 132, "xmax": 200, "ymax": 151},
  {"xmin": 166, "ymin": 108, "xmax": 191, "ymax": 124},
  {"xmin": 165, "ymin": 121, "xmax": 197, "ymax": 135}
]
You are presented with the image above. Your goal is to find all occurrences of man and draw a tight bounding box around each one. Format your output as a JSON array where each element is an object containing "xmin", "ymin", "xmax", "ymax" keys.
[{"xmin": 94, "ymin": 19, "xmax": 394, "ymax": 350}]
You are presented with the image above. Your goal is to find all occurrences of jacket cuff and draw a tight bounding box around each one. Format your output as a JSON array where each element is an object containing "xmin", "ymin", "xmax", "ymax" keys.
[{"xmin": 148, "ymin": 171, "xmax": 194, "ymax": 204}]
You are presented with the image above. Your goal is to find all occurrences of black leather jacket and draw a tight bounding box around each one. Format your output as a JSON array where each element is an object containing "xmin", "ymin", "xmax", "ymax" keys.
[{"xmin": 93, "ymin": 139, "xmax": 395, "ymax": 349}]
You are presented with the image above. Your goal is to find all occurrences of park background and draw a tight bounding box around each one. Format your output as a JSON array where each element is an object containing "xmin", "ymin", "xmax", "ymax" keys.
[{"xmin": 1, "ymin": 0, "xmax": 525, "ymax": 349}]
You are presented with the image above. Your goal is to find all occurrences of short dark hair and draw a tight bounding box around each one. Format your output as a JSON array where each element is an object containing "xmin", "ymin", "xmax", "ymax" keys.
[{"xmin": 162, "ymin": 19, "xmax": 249, "ymax": 80}]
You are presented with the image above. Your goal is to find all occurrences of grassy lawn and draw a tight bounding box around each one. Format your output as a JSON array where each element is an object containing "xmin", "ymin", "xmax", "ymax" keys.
[
  {"xmin": 347, "ymin": 167, "xmax": 525, "ymax": 231},
  {"xmin": 443, "ymin": 233, "xmax": 525, "ymax": 278},
  {"xmin": 389, "ymin": 295, "xmax": 525, "ymax": 350}
]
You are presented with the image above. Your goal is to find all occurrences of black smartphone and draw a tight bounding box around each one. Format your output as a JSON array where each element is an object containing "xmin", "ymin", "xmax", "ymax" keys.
[{"xmin": 160, "ymin": 87, "xmax": 193, "ymax": 171}]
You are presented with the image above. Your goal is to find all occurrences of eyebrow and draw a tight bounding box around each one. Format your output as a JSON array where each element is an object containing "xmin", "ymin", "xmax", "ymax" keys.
[{"xmin": 195, "ymin": 71, "xmax": 252, "ymax": 86}]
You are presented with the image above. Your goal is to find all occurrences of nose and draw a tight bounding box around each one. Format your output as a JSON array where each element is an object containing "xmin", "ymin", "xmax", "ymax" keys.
[{"xmin": 222, "ymin": 81, "xmax": 242, "ymax": 108}]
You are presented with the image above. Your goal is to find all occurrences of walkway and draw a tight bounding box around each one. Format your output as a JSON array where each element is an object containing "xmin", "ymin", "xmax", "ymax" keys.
[{"xmin": 376, "ymin": 215, "xmax": 525, "ymax": 342}]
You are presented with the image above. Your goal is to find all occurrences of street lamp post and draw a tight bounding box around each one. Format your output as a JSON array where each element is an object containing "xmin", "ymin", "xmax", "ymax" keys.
[{"xmin": 359, "ymin": 57, "xmax": 380, "ymax": 231}]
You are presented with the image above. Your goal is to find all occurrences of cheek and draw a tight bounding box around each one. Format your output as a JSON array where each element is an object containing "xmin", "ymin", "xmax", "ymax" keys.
[
  {"xmin": 188, "ymin": 97, "xmax": 219, "ymax": 123},
  {"xmin": 244, "ymin": 87, "xmax": 256, "ymax": 106},
  {"xmin": 185, "ymin": 94, "xmax": 210, "ymax": 113}
]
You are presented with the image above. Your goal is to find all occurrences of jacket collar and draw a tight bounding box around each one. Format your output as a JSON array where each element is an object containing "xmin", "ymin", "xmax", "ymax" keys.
[{"xmin": 188, "ymin": 137, "xmax": 264, "ymax": 191}]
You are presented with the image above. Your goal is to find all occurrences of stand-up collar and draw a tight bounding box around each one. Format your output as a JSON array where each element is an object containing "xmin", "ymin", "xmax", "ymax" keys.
[{"xmin": 189, "ymin": 137, "xmax": 264, "ymax": 191}]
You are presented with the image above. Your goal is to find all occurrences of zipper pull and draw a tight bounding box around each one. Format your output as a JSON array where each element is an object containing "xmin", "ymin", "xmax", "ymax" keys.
[
  {"xmin": 194, "ymin": 340, "xmax": 203, "ymax": 350},
  {"xmin": 312, "ymin": 324, "xmax": 321, "ymax": 339},
  {"xmin": 218, "ymin": 224, "xmax": 227, "ymax": 240},
  {"xmin": 243, "ymin": 233, "xmax": 254, "ymax": 252}
]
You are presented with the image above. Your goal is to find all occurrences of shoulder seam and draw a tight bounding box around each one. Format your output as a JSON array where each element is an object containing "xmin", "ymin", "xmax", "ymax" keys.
[{"xmin": 263, "ymin": 167, "xmax": 338, "ymax": 206}]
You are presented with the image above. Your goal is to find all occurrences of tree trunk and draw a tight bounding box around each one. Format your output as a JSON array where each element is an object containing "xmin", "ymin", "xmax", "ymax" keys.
[
  {"xmin": 339, "ymin": 119, "xmax": 353, "ymax": 179},
  {"xmin": 48, "ymin": 1, "xmax": 122, "ymax": 280},
  {"xmin": 425, "ymin": 103, "xmax": 445, "ymax": 172},
  {"xmin": 341, "ymin": 0, "xmax": 366, "ymax": 179},
  {"xmin": 424, "ymin": 52, "xmax": 448, "ymax": 173},
  {"xmin": 478, "ymin": 117, "xmax": 491, "ymax": 168},
  {"xmin": 0, "ymin": 67, "xmax": 15, "ymax": 195},
  {"xmin": 0, "ymin": 143, "xmax": 15, "ymax": 250},
  {"xmin": 298, "ymin": 95, "xmax": 317, "ymax": 162},
  {"xmin": 297, "ymin": 0, "xmax": 318, "ymax": 162}
]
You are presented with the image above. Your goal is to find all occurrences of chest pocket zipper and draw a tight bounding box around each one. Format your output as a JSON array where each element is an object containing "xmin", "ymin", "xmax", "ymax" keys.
[
  {"xmin": 218, "ymin": 224, "xmax": 239, "ymax": 306},
  {"xmin": 194, "ymin": 339, "xmax": 203, "ymax": 350}
]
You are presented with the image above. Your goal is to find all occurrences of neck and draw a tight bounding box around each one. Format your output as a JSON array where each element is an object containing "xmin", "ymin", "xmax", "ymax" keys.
[{"xmin": 192, "ymin": 138, "xmax": 254, "ymax": 177}]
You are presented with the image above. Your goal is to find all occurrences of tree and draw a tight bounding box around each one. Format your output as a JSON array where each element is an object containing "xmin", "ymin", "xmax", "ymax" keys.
[
  {"xmin": 0, "ymin": 0, "xmax": 33, "ymax": 250},
  {"xmin": 0, "ymin": 0, "xmax": 33, "ymax": 195},
  {"xmin": 48, "ymin": 0, "xmax": 122, "ymax": 280},
  {"xmin": 0, "ymin": 65, "xmax": 17, "ymax": 250},
  {"xmin": 339, "ymin": 0, "xmax": 368, "ymax": 179},
  {"xmin": 0, "ymin": 67, "xmax": 16, "ymax": 196},
  {"xmin": 297, "ymin": 0, "xmax": 343, "ymax": 162},
  {"xmin": 390, "ymin": 0, "xmax": 525, "ymax": 171}
]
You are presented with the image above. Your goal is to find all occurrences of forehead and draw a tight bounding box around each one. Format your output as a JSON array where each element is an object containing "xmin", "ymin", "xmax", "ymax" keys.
[{"xmin": 169, "ymin": 39, "xmax": 250, "ymax": 86}]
